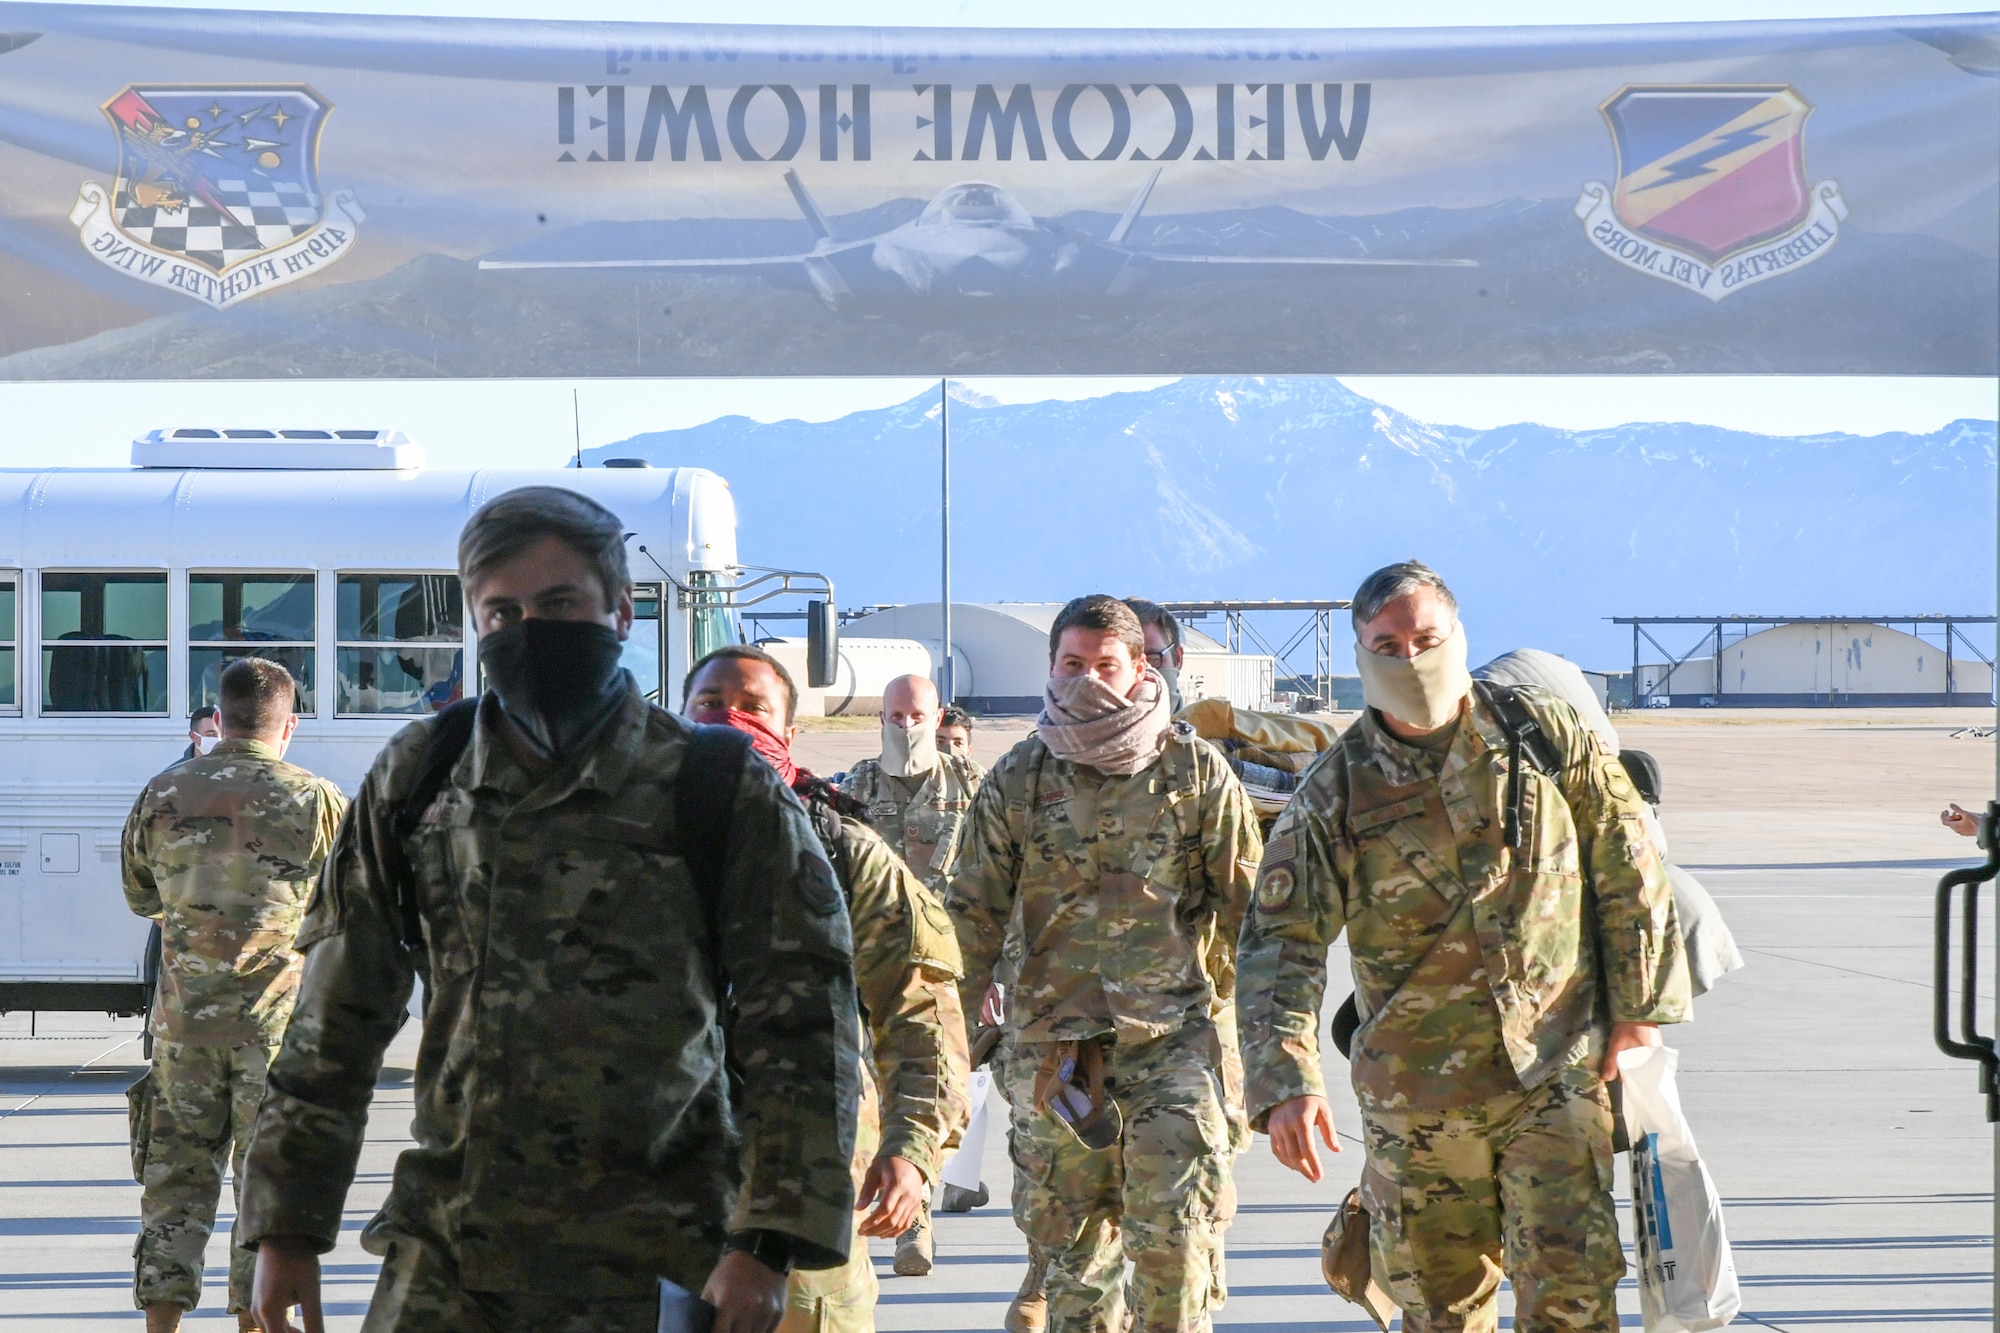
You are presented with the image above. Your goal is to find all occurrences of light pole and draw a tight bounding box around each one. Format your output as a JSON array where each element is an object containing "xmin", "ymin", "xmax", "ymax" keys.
[{"xmin": 940, "ymin": 377, "xmax": 953, "ymax": 704}]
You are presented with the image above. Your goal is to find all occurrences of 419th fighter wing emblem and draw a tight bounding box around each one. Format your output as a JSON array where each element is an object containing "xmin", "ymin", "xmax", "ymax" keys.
[
  {"xmin": 70, "ymin": 84, "xmax": 364, "ymax": 308},
  {"xmin": 1575, "ymin": 85, "xmax": 1846, "ymax": 302}
]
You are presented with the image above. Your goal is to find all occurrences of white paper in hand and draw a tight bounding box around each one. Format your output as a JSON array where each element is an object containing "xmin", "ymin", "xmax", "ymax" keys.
[{"xmin": 1619, "ymin": 1045, "xmax": 1741, "ymax": 1332}]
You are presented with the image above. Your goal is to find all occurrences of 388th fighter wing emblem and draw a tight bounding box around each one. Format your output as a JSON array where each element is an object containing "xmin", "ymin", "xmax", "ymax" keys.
[
  {"xmin": 1575, "ymin": 85, "xmax": 1845, "ymax": 301},
  {"xmin": 71, "ymin": 85, "xmax": 364, "ymax": 308}
]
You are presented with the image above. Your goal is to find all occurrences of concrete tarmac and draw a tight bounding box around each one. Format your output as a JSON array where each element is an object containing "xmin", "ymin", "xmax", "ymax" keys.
[{"xmin": 1, "ymin": 709, "xmax": 1993, "ymax": 1328}]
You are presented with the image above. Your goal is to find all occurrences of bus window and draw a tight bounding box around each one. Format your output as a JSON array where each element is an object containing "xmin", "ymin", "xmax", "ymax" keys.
[
  {"xmin": 688, "ymin": 571, "xmax": 734, "ymax": 662},
  {"xmin": 189, "ymin": 573, "xmax": 316, "ymax": 714},
  {"xmin": 0, "ymin": 575, "xmax": 16, "ymax": 712},
  {"xmin": 336, "ymin": 573, "xmax": 463, "ymax": 715},
  {"xmin": 623, "ymin": 586, "xmax": 664, "ymax": 705},
  {"xmin": 41, "ymin": 571, "xmax": 169, "ymax": 714}
]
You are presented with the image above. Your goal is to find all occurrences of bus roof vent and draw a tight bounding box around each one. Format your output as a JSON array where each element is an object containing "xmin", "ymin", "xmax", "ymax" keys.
[{"xmin": 132, "ymin": 428, "xmax": 425, "ymax": 470}]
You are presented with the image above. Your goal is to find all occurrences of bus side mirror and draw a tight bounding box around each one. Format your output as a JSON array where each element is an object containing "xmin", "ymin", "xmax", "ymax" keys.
[{"xmin": 806, "ymin": 599, "xmax": 838, "ymax": 689}]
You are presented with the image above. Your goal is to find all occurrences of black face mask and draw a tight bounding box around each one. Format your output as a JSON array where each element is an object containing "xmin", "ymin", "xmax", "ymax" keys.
[{"xmin": 478, "ymin": 618, "xmax": 629, "ymax": 757}]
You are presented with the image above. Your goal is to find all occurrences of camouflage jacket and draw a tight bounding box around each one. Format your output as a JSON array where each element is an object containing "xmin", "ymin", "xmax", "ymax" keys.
[
  {"xmin": 237, "ymin": 689, "xmax": 864, "ymax": 1298},
  {"xmin": 1237, "ymin": 688, "xmax": 1691, "ymax": 1121},
  {"xmin": 121, "ymin": 739, "xmax": 346, "ymax": 1047},
  {"xmin": 947, "ymin": 728, "xmax": 1261, "ymax": 1045},
  {"xmin": 800, "ymin": 781, "xmax": 971, "ymax": 1183},
  {"xmin": 840, "ymin": 753, "xmax": 985, "ymax": 894}
]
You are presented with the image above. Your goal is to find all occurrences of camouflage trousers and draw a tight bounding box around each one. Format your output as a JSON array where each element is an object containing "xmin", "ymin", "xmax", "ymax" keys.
[
  {"xmin": 134, "ymin": 1038, "xmax": 277, "ymax": 1313},
  {"xmin": 1357, "ymin": 1066, "xmax": 1623, "ymax": 1333},
  {"xmin": 1210, "ymin": 1000, "xmax": 1249, "ymax": 1157},
  {"xmin": 1001, "ymin": 1019, "xmax": 1231, "ymax": 1333},
  {"xmin": 1204, "ymin": 1000, "xmax": 1248, "ymax": 1306},
  {"xmin": 359, "ymin": 1234, "xmax": 658, "ymax": 1332},
  {"xmin": 780, "ymin": 1069, "xmax": 883, "ymax": 1333}
]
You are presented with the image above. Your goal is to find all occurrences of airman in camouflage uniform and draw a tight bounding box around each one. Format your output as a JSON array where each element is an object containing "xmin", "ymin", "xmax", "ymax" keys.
[
  {"xmin": 841, "ymin": 672, "xmax": 985, "ymax": 898},
  {"xmin": 949, "ymin": 597, "xmax": 1260, "ymax": 1333},
  {"xmin": 842, "ymin": 752, "xmax": 984, "ymax": 895},
  {"xmin": 121, "ymin": 671, "xmax": 346, "ymax": 1327},
  {"xmin": 1237, "ymin": 565, "xmax": 1690, "ymax": 1333},
  {"xmin": 839, "ymin": 672, "xmax": 985, "ymax": 1275},
  {"xmin": 1129, "ymin": 595, "xmax": 1253, "ymax": 1310},
  {"xmin": 685, "ymin": 645, "xmax": 972, "ymax": 1333},
  {"xmin": 241, "ymin": 487, "xmax": 863, "ymax": 1333},
  {"xmin": 780, "ymin": 786, "xmax": 972, "ymax": 1333},
  {"xmin": 237, "ymin": 688, "xmax": 863, "ymax": 1329}
]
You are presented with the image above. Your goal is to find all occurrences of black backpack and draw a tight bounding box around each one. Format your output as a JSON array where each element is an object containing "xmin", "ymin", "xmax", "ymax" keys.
[
  {"xmin": 1618, "ymin": 749, "xmax": 1663, "ymax": 806},
  {"xmin": 790, "ymin": 771, "xmax": 863, "ymax": 896},
  {"xmin": 385, "ymin": 699, "xmax": 750, "ymax": 972}
]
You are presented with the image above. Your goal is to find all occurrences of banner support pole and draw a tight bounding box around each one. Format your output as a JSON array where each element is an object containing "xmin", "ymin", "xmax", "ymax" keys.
[{"xmin": 941, "ymin": 377, "xmax": 953, "ymax": 705}]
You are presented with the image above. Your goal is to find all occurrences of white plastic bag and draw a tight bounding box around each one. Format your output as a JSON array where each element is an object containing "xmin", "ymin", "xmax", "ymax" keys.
[
  {"xmin": 1618, "ymin": 1045, "xmax": 1741, "ymax": 1332},
  {"xmin": 940, "ymin": 1069, "xmax": 992, "ymax": 1192}
]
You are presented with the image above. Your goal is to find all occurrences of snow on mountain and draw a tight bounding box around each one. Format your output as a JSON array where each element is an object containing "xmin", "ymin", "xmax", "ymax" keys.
[{"xmin": 584, "ymin": 376, "xmax": 1997, "ymax": 671}]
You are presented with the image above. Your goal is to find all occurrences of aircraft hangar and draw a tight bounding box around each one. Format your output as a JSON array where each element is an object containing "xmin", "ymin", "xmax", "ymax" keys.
[
  {"xmin": 1618, "ymin": 615, "xmax": 1997, "ymax": 707},
  {"xmin": 838, "ymin": 601, "xmax": 1276, "ymax": 715}
]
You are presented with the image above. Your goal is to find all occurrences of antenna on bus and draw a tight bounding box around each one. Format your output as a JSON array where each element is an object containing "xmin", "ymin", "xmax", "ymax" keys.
[{"xmin": 572, "ymin": 389, "xmax": 583, "ymax": 469}]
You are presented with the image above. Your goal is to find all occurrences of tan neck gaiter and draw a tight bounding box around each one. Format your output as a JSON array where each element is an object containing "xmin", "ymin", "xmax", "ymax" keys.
[{"xmin": 1354, "ymin": 620, "xmax": 1473, "ymax": 732}]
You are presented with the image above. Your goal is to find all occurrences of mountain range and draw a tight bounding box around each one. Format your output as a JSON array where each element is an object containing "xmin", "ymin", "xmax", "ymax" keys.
[{"xmin": 581, "ymin": 376, "xmax": 1998, "ymax": 674}]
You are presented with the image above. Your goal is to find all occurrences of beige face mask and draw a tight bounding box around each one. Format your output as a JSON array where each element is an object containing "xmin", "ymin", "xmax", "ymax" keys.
[
  {"xmin": 880, "ymin": 716, "xmax": 939, "ymax": 779},
  {"xmin": 1354, "ymin": 619, "xmax": 1473, "ymax": 732}
]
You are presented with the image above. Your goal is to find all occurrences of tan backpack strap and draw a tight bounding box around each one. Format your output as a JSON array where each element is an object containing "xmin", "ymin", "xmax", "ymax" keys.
[{"xmin": 1162, "ymin": 732, "xmax": 1212, "ymax": 898}]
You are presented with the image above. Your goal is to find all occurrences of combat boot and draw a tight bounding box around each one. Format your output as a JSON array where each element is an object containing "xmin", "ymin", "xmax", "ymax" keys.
[
  {"xmin": 893, "ymin": 1198, "xmax": 935, "ymax": 1276},
  {"xmin": 1004, "ymin": 1249, "xmax": 1048, "ymax": 1333},
  {"xmin": 142, "ymin": 1304, "xmax": 182, "ymax": 1333},
  {"xmin": 238, "ymin": 1314, "xmax": 264, "ymax": 1332},
  {"xmin": 939, "ymin": 1181, "xmax": 989, "ymax": 1212}
]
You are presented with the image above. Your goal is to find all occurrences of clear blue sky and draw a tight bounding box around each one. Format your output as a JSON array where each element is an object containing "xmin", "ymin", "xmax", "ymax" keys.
[{"xmin": 3, "ymin": 0, "xmax": 1994, "ymax": 471}]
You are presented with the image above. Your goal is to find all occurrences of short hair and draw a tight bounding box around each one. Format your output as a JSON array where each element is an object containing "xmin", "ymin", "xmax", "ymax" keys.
[
  {"xmin": 188, "ymin": 705, "xmax": 219, "ymax": 727},
  {"xmin": 1351, "ymin": 561, "xmax": 1458, "ymax": 630},
  {"xmin": 1049, "ymin": 594, "xmax": 1145, "ymax": 664},
  {"xmin": 459, "ymin": 486, "xmax": 631, "ymax": 611},
  {"xmin": 939, "ymin": 704, "xmax": 974, "ymax": 731},
  {"xmin": 218, "ymin": 658, "xmax": 295, "ymax": 734},
  {"xmin": 684, "ymin": 644, "xmax": 798, "ymax": 725},
  {"xmin": 1122, "ymin": 598, "xmax": 1182, "ymax": 650}
]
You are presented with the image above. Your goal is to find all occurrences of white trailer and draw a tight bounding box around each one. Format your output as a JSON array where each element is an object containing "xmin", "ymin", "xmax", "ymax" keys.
[{"xmin": 0, "ymin": 429, "xmax": 829, "ymax": 1025}]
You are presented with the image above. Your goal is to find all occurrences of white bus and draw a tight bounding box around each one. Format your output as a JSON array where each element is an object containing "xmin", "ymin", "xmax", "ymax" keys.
[{"xmin": 0, "ymin": 428, "xmax": 833, "ymax": 1027}]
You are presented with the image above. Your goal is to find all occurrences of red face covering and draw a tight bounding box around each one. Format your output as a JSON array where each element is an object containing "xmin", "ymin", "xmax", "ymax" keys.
[{"xmin": 690, "ymin": 705, "xmax": 797, "ymax": 787}]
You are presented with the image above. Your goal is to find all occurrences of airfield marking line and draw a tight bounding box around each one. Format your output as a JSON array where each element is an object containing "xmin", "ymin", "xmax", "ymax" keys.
[
  {"xmin": 1736, "ymin": 946, "xmax": 1930, "ymax": 989},
  {"xmin": 1677, "ymin": 1067, "xmax": 1977, "ymax": 1073},
  {"xmin": 1684, "ymin": 862, "xmax": 1969, "ymax": 872},
  {"xmin": 1738, "ymin": 1316, "xmax": 1800, "ymax": 1333},
  {"xmin": 0, "ymin": 1034, "xmax": 141, "ymax": 1131}
]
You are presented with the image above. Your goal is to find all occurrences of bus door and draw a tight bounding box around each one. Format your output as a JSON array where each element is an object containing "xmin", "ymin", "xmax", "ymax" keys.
[{"xmin": 623, "ymin": 584, "xmax": 665, "ymax": 706}]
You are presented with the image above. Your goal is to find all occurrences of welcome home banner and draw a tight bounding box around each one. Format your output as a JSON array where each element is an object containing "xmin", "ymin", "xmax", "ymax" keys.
[{"xmin": 0, "ymin": 5, "xmax": 1993, "ymax": 377}]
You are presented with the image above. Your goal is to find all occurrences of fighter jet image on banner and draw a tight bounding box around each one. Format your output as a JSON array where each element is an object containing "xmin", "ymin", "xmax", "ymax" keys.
[{"xmin": 479, "ymin": 170, "xmax": 1476, "ymax": 313}]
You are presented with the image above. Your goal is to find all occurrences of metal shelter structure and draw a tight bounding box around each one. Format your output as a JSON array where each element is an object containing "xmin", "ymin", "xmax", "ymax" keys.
[
  {"xmin": 1614, "ymin": 614, "xmax": 1998, "ymax": 707},
  {"xmin": 1159, "ymin": 599, "xmax": 1351, "ymax": 707}
]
